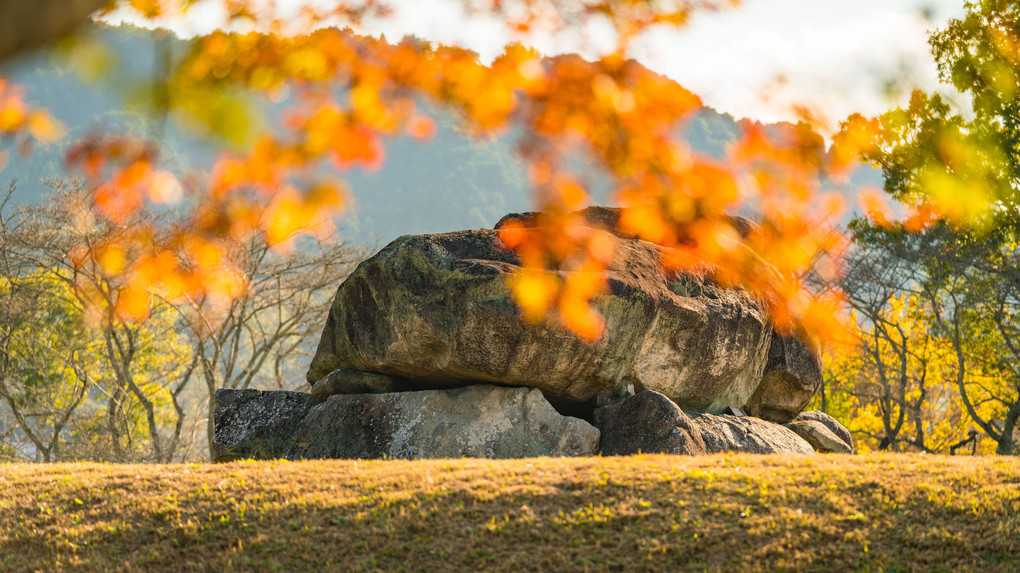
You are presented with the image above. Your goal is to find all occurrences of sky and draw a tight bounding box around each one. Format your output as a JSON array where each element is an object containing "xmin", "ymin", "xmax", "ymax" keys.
[
  {"xmin": 107, "ymin": 0, "xmax": 971, "ymax": 129},
  {"xmin": 631, "ymin": 0, "xmax": 968, "ymax": 127}
]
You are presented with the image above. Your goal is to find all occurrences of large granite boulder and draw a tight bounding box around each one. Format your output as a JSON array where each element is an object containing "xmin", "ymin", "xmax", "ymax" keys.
[
  {"xmin": 785, "ymin": 411, "xmax": 854, "ymax": 453},
  {"xmin": 743, "ymin": 333, "xmax": 822, "ymax": 423},
  {"xmin": 211, "ymin": 389, "xmax": 315, "ymax": 462},
  {"xmin": 593, "ymin": 390, "xmax": 814, "ymax": 455},
  {"xmin": 213, "ymin": 208, "xmax": 834, "ymax": 463},
  {"xmin": 594, "ymin": 391, "xmax": 706, "ymax": 456},
  {"xmin": 306, "ymin": 223, "xmax": 772, "ymax": 414},
  {"xmin": 692, "ymin": 412, "xmax": 815, "ymax": 454},
  {"xmin": 285, "ymin": 385, "xmax": 599, "ymax": 460}
]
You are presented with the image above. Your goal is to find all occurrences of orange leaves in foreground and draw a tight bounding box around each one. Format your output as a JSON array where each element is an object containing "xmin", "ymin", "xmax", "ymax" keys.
[
  {"xmin": 65, "ymin": 136, "xmax": 186, "ymax": 223},
  {"xmin": 63, "ymin": 132, "xmax": 343, "ymax": 324},
  {"xmin": 830, "ymin": 114, "xmax": 882, "ymax": 174},
  {"xmin": 499, "ymin": 211, "xmax": 614, "ymax": 341},
  {"xmin": 297, "ymin": 107, "xmax": 386, "ymax": 170},
  {"xmin": 62, "ymin": 13, "xmax": 857, "ymax": 345},
  {"xmin": 72, "ymin": 229, "xmax": 246, "ymax": 325},
  {"xmin": 0, "ymin": 77, "xmax": 62, "ymax": 172},
  {"xmin": 262, "ymin": 183, "xmax": 346, "ymax": 247}
]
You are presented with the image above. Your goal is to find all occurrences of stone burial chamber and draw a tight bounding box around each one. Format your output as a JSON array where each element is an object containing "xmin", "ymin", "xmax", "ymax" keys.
[{"xmin": 213, "ymin": 207, "xmax": 853, "ymax": 462}]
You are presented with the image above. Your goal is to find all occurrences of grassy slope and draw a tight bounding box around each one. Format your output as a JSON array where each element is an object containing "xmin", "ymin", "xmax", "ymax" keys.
[{"xmin": 1, "ymin": 454, "xmax": 1018, "ymax": 572}]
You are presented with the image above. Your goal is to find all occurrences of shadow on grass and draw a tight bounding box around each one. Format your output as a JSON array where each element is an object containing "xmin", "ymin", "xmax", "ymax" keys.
[{"xmin": 1, "ymin": 455, "xmax": 1017, "ymax": 571}]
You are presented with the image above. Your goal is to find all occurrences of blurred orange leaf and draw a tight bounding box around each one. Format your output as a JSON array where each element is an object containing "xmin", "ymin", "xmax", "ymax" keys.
[
  {"xmin": 510, "ymin": 269, "xmax": 559, "ymax": 324},
  {"xmin": 408, "ymin": 115, "xmax": 435, "ymax": 140},
  {"xmin": 858, "ymin": 187, "xmax": 895, "ymax": 229},
  {"xmin": 115, "ymin": 286, "xmax": 153, "ymax": 322}
]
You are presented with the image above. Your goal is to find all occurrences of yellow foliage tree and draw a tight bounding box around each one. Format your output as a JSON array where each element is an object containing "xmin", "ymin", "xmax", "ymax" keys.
[
  {"xmin": 819, "ymin": 293, "xmax": 982, "ymax": 453},
  {"xmin": 818, "ymin": 226, "xmax": 1011, "ymax": 455}
]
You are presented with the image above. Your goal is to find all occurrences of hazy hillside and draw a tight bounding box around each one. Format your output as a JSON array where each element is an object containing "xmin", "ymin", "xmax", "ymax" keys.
[{"xmin": 0, "ymin": 23, "xmax": 882, "ymax": 247}]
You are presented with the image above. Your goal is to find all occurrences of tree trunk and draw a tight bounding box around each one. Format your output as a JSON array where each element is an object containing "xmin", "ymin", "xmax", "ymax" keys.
[
  {"xmin": 206, "ymin": 372, "xmax": 220, "ymax": 461},
  {"xmin": 997, "ymin": 410, "xmax": 1018, "ymax": 455},
  {"xmin": 105, "ymin": 383, "xmax": 125, "ymax": 461},
  {"xmin": 199, "ymin": 353, "xmax": 219, "ymax": 462}
]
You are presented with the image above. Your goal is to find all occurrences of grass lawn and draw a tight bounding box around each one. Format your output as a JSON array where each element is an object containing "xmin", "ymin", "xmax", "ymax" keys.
[{"xmin": 1, "ymin": 454, "xmax": 1018, "ymax": 571}]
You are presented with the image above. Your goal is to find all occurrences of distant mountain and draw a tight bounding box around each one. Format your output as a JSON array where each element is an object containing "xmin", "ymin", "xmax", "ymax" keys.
[{"xmin": 1, "ymin": 23, "xmax": 881, "ymax": 246}]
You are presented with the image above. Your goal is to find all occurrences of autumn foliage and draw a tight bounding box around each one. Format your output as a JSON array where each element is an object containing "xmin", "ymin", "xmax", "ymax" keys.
[
  {"xmin": 0, "ymin": 0, "xmax": 903, "ymax": 346},
  {"xmin": 0, "ymin": 77, "xmax": 61, "ymax": 166}
]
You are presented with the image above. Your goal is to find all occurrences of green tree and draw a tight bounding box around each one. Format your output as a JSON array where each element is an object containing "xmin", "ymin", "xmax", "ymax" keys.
[
  {"xmin": 0, "ymin": 180, "xmax": 198, "ymax": 462},
  {"xmin": 870, "ymin": 0, "xmax": 1020, "ymax": 225},
  {"xmin": 0, "ymin": 271, "xmax": 94, "ymax": 462},
  {"xmin": 860, "ymin": 0, "xmax": 1020, "ymax": 455}
]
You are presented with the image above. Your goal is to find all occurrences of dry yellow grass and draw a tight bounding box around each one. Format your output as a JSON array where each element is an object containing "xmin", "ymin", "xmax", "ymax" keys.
[{"xmin": 1, "ymin": 454, "xmax": 1018, "ymax": 572}]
